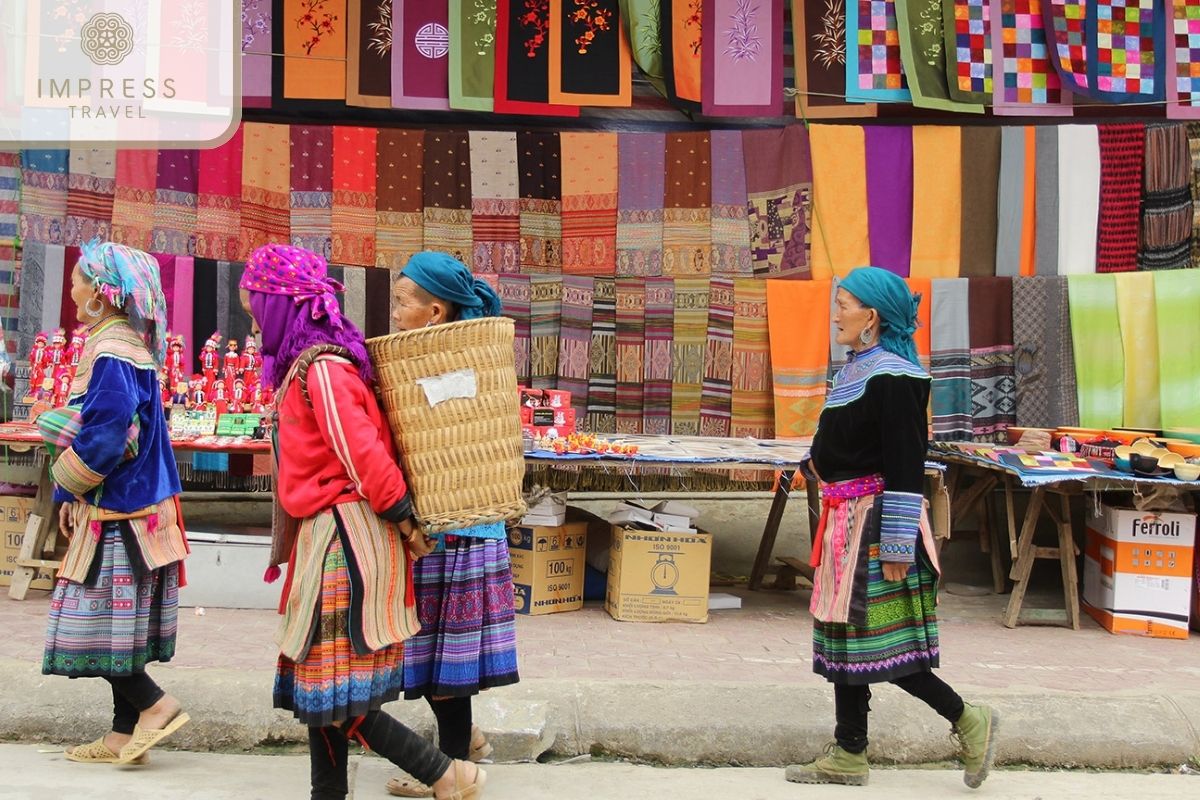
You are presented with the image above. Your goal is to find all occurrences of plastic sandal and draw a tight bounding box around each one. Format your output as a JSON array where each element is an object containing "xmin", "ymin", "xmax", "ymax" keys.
[
  {"xmin": 65, "ymin": 737, "xmax": 148, "ymax": 765},
  {"xmin": 386, "ymin": 777, "xmax": 434, "ymax": 798},
  {"xmin": 116, "ymin": 711, "xmax": 191, "ymax": 764},
  {"xmin": 439, "ymin": 760, "xmax": 487, "ymax": 800},
  {"xmin": 469, "ymin": 726, "xmax": 493, "ymax": 763}
]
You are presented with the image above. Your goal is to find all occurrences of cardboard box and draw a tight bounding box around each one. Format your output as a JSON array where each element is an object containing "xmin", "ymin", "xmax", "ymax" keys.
[
  {"xmin": 0, "ymin": 495, "xmax": 56, "ymax": 591},
  {"xmin": 1082, "ymin": 504, "xmax": 1196, "ymax": 639},
  {"xmin": 509, "ymin": 519, "xmax": 587, "ymax": 616},
  {"xmin": 606, "ymin": 525, "xmax": 713, "ymax": 623}
]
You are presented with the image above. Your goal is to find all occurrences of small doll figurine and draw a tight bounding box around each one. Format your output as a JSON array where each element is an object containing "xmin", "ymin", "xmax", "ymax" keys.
[
  {"xmin": 47, "ymin": 328, "xmax": 67, "ymax": 370},
  {"xmin": 212, "ymin": 377, "xmax": 229, "ymax": 415},
  {"xmin": 171, "ymin": 378, "xmax": 189, "ymax": 408},
  {"xmin": 52, "ymin": 366, "xmax": 73, "ymax": 407},
  {"xmin": 231, "ymin": 377, "xmax": 247, "ymax": 413},
  {"xmin": 190, "ymin": 375, "xmax": 208, "ymax": 409},
  {"xmin": 67, "ymin": 327, "xmax": 88, "ymax": 370},
  {"xmin": 240, "ymin": 337, "xmax": 260, "ymax": 386},
  {"xmin": 249, "ymin": 382, "xmax": 268, "ymax": 414},
  {"xmin": 223, "ymin": 339, "xmax": 240, "ymax": 385},
  {"xmin": 27, "ymin": 332, "xmax": 48, "ymax": 400},
  {"xmin": 165, "ymin": 334, "xmax": 185, "ymax": 385},
  {"xmin": 200, "ymin": 333, "xmax": 221, "ymax": 383}
]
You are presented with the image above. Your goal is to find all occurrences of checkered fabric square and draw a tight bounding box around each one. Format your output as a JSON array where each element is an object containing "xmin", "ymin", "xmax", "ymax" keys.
[
  {"xmin": 952, "ymin": 0, "xmax": 993, "ymax": 94},
  {"xmin": 856, "ymin": 0, "xmax": 907, "ymax": 90},
  {"xmin": 1173, "ymin": 0, "xmax": 1200, "ymax": 106},
  {"xmin": 1093, "ymin": 0, "xmax": 1157, "ymax": 95},
  {"xmin": 1046, "ymin": 0, "xmax": 1090, "ymax": 89},
  {"xmin": 998, "ymin": 0, "xmax": 1065, "ymax": 104}
]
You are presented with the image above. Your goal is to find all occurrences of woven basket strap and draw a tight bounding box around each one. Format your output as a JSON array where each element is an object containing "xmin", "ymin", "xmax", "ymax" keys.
[{"xmin": 293, "ymin": 345, "xmax": 353, "ymax": 408}]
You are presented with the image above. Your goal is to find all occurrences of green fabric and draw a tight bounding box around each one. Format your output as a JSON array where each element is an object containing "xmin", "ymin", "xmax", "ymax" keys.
[
  {"xmin": 1153, "ymin": 270, "xmax": 1200, "ymax": 429},
  {"xmin": 449, "ymin": 0, "xmax": 496, "ymax": 112},
  {"xmin": 1067, "ymin": 275, "xmax": 1124, "ymax": 429},
  {"xmin": 621, "ymin": 0, "xmax": 667, "ymax": 97},
  {"xmin": 895, "ymin": 0, "xmax": 982, "ymax": 113}
]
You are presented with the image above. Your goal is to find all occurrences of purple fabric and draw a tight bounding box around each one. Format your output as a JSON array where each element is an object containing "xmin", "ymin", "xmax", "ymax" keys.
[
  {"xmin": 392, "ymin": 0, "xmax": 451, "ymax": 109},
  {"xmin": 156, "ymin": 150, "xmax": 198, "ymax": 193},
  {"xmin": 710, "ymin": 130, "xmax": 748, "ymax": 206},
  {"xmin": 618, "ymin": 133, "xmax": 666, "ymax": 210},
  {"xmin": 248, "ymin": 291, "xmax": 374, "ymax": 391},
  {"xmin": 241, "ymin": 0, "xmax": 272, "ymax": 107},
  {"xmin": 865, "ymin": 127, "xmax": 913, "ymax": 277}
]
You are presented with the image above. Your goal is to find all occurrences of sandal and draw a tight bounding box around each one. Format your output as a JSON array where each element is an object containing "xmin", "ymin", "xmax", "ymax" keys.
[
  {"xmin": 116, "ymin": 710, "xmax": 191, "ymax": 765},
  {"xmin": 386, "ymin": 777, "xmax": 434, "ymax": 798},
  {"xmin": 438, "ymin": 760, "xmax": 487, "ymax": 800},
  {"xmin": 65, "ymin": 737, "xmax": 149, "ymax": 765},
  {"xmin": 469, "ymin": 726, "xmax": 493, "ymax": 763}
]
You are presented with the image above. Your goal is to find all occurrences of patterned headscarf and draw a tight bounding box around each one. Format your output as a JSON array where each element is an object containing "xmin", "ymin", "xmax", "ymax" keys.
[
  {"xmin": 77, "ymin": 238, "xmax": 168, "ymax": 364},
  {"xmin": 839, "ymin": 266, "xmax": 922, "ymax": 367},
  {"xmin": 240, "ymin": 243, "xmax": 346, "ymax": 328}
]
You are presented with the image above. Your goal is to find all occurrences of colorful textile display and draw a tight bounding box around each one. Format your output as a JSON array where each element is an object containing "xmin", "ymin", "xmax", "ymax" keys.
[
  {"xmin": 161, "ymin": 255, "xmax": 196, "ymax": 369},
  {"xmin": 968, "ymin": 277, "xmax": 1016, "ymax": 441},
  {"xmin": 990, "ymin": 0, "xmax": 1073, "ymax": 115},
  {"xmin": 375, "ymin": 129, "xmax": 425, "ymax": 269},
  {"xmin": 662, "ymin": 0, "xmax": 704, "ymax": 112},
  {"xmin": 494, "ymin": 0, "xmax": 580, "ymax": 116},
  {"xmin": 1045, "ymin": 0, "xmax": 1166, "ymax": 104},
  {"xmin": 560, "ymin": 132, "xmax": 618, "ymax": 276},
  {"xmin": 662, "ymin": 132, "xmax": 712, "ymax": 276},
  {"xmin": 469, "ymin": 131, "xmax": 521, "ymax": 273},
  {"xmin": 529, "ymin": 276, "xmax": 562, "ymax": 389},
  {"xmin": 558, "ymin": 276, "xmax": 595, "ymax": 415},
  {"xmin": 845, "ymin": 0, "xmax": 911, "ymax": 103},
  {"xmin": 958, "ymin": 128, "xmax": 1000, "ymax": 277},
  {"xmin": 1169, "ymin": 0, "xmax": 1200, "ymax": 119},
  {"xmin": 195, "ymin": 128, "xmax": 244, "ymax": 262},
  {"xmin": 930, "ymin": 278, "xmax": 973, "ymax": 441},
  {"xmin": 0, "ymin": 152, "xmax": 17, "ymax": 241},
  {"xmin": 587, "ymin": 277, "xmax": 618, "ymax": 432},
  {"xmin": 499, "ymin": 274, "xmax": 532, "ymax": 383},
  {"xmin": 422, "ymin": 130, "xmax": 474, "ymax": 267},
  {"xmin": 643, "ymin": 277, "xmax": 675, "ymax": 433},
  {"xmin": 616, "ymin": 132, "xmax": 666, "ymax": 277},
  {"xmin": 1034, "ymin": 126, "xmax": 1059, "ymax": 276},
  {"xmin": 347, "ymin": 0, "xmax": 394, "ymax": 107},
  {"xmin": 1114, "ymin": 272, "xmax": 1161, "ymax": 429},
  {"xmin": 809, "ymin": 125, "xmax": 868, "ymax": 279},
  {"xmin": 1190, "ymin": 122, "xmax": 1200, "ymax": 266},
  {"xmin": 731, "ymin": 278, "xmax": 774, "ymax": 440},
  {"xmin": 152, "ymin": 151, "xmax": 199, "ymax": 257},
  {"xmin": 1056, "ymin": 125, "xmax": 1100, "ymax": 275},
  {"xmin": 615, "ymin": 278, "xmax": 646, "ymax": 433},
  {"xmin": 1139, "ymin": 123, "xmax": 1194, "ymax": 271},
  {"xmin": 110, "ymin": 150, "xmax": 156, "ymax": 251},
  {"xmin": 944, "ymin": 0, "xmax": 993, "ymax": 105},
  {"xmin": 910, "ymin": 127, "xmax": 962, "ymax": 279},
  {"xmin": 793, "ymin": 0, "xmax": 877, "ymax": 118},
  {"xmin": 331, "ymin": 127, "xmax": 378, "ymax": 267},
  {"xmin": 1096, "ymin": 123, "xmax": 1145, "ymax": 273},
  {"xmin": 450, "ymin": 0, "xmax": 498, "ymax": 111},
  {"xmin": 671, "ymin": 277, "xmax": 710, "ymax": 434},
  {"xmin": 392, "ymin": 0, "xmax": 452, "ymax": 109},
  {"xmin": 1067, "ymin": 274, "xmax": 1124, "ymax": 429},
  {"xmin": 709, "ymin": 130, "xmax": 753, "ymax": 276},
  {"xmin": 517, "ymin": 131, "xmax": 563, "ymax": 274},
  {"xmin": 0, "ymin": 242, "xmax": 17, "ymax": 354},
  {"xmin": 1154, "ymin": 269, "xmax": 1200, "ymax": 428},
  {"xmin": 242, "ymin": 0, "xmax": 274, "ymax": 108},
  {"xmin": 702, "ymin": 0, "xmax": 784, "ymax": 116},
  {"xmin": 549, "ymin": 0, "xmax": 633, "ymax": 106},
  {"xmin": 742, "ymin": 125, "xmax": 813, "ymax": 277},
  {"xmin": 994, "ymin": 127, "xmax": 1038, "ymax": 276},
  {"xmin": 65, "ymin": 149, "xmax": 115, "ymax": 247},
  {"xmin": 1012, "ymin": 276, "xmax": 1079, "ymax": 428},
  {"xmin": 767, "ymin": 278, "xmax": 830, "ymax": 438},
  {"xmin": 283, "ymin": 0, "xmax": 348, "ymax": 100},
  {"xmin": 699, "ymin": 277, "xmax": 736, "ymax": 436},
  {"xmin": 289, "ymin": 126, "xmax": 334, "ymax": 259},
  {"xmin": 864, "ymin": 126, "xmax": 913, "ymax": 277},
  {"xmin": 240, "ymin": 123, "xmax": 292, "ymax": 258},
  {"xmin": 20, "ymin": 151, "xmax": 68, "ymax": 246},
  {"xmin": 896, "ymin": 0, "xmax": 983, "ymax": 111}
]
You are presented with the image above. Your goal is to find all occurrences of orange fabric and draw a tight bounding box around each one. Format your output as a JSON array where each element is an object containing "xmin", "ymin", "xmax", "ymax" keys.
[
  {"xmin": 1020, "ymin": 127, "xmax": 1038, "ymax": 277},
  {"xmin": 809, "ymin": 125, "xmax": 870, "ymax": 280},
  {"xmin": 671, "ymin": 1, "xmax": 703, "ymax": 102},
  {"xmin": 910, "ymin": 127, "xmax": 962, "ymax": 278},
  {"xmin": 283, "ymin": 0, "xmax": 348, "ymax": 100},
  {"xmin": 767, "ymin": 279, "xmax": 831, "ymax": 439},
  {"xmin": 906, "ymin": 277, "xmax": 932, "ymax": 365}
]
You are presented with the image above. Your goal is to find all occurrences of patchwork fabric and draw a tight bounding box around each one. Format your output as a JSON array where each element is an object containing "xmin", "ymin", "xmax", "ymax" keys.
[
  {"xmin": 1044, "ymin": 0, "xmax": 1166, "ymax": 102},
  {"xmin": 846, "ymin": 0, "xmax": 911, "ymax": 102},
  {"xmin": 1045, "ymin": 0, "xmax": 1089, "ymax": 91},
  {"xmin": 990, "ymin": 0, "xmax": 1073, "ymax": 113},
  {"xmin": 944, "ymin": 0, "xmax": 993, "ymax": 102},
  {"xmin": 1169, "ymin": 0, "xmax": 1200, "ymax": 117}
]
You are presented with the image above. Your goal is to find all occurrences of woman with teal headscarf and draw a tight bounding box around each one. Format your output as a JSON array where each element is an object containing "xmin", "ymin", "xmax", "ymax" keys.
[
  {"xmin": 787, "ymin": 267, "xmax": 998, "ymax": 790},
  {"xmin": 385, "ymin": 252, "xmax": 515, "ymax": 799}
]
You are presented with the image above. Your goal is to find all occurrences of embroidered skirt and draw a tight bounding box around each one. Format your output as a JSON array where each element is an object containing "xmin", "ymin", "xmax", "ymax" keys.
[
  {"xmin": 274, "ymin": 536, "xmax": 404, "ymax": 727},
  {"xmin": 43, "ymin": 523, "xmax": 179, "ymax": 677},
  {"xmin": 402, "ymin": 536, "xmax": 520, "ymax": 699},
  {"xmin": 811, "ymin": 492, "xmax": 941, "ymax": 685}
]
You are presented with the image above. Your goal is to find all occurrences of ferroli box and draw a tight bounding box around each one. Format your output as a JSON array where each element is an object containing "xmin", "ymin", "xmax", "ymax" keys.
[
  {"xmin": 606, "ymin": 526, "xmax": 713, "ymax": 623},
  {"xmin": 1083, "ymin": 504, "xmax": 1196, "ymax": 639},
  {"xmin": 0, "ymin": 495, "xmax": 55, "ymax": 591},
  {"xmin": 509, "ymin": 518, "xmax": 588, "ymax": 616}
]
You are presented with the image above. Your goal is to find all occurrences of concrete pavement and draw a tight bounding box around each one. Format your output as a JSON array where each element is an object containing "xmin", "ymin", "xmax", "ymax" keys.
[{"xmin": 0, "ymin": 745, "xmax": 1196, "ymax": 800}]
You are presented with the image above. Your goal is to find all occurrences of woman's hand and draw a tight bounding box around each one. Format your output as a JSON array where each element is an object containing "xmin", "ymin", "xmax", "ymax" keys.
[
  {"xmin": 882, "ymin": 562, "xmax": 909, "ymax": 582},
  {"xmin": 398, "ymin": 517, "xmax": 436, "ymax": 559},
  {"xmin": 58, "ymin": 502, "xmax": 73, "ymax": 539}
]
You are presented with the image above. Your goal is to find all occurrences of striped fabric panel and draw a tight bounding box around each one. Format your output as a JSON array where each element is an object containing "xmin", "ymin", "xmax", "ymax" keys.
[
  {"xmin": 529, "ymin": 277, "xmax": 562, "ymax": 390},
  {"xmin": 21, "ymin": 150, "xmax": 69, "ymax": 245},
  {"xmin": 0, "ymin": 152, "xmax": 18, "ymax": 240},
  {"xmin": 519, "ymin": 201, "xmax": 563, "ymax": 274},
  {"xmin": 642, "ymin": 277, "xmax": 675, "ymax": 434},
  {"xmin": 240, "ymin": 122, "xmax": 292, "ymax": 256},
  {"xmin": 289, "ymin": 125, "xmax": 334, "ymax": 258},
  {"xmin": 331, "ymin": 127, "xmax": 378, "ymax": 267},
  {"xmin": 64, "ymin": 148, "xmax": 115, "ymax": 246},
  {"xmin": 472, "ymin": 198, "xmax": 522, "ymax": 273},
  {"xmin": 557, "ymin": 276, "xmax": 594, "ymax": 416},
  {"xmin": 699, "ymin": 278, "xmax": 735, "ymax": 437},
  {"xmin": 110, "ymin": 150, "xmax": 156, "ymax": 251},
  {"xmin": 152, "ymin": 150, "xmax": 199, "ymax": 256},
  {"xmin": 561, "ymin": 196, "xmax": 619, "ymax": 276},
  {"xmin": 879, "ymin": 491, "xmax": 923, "ymax": 561},
  {"xmin": 195, "ymin": 127, "xmax": 244, "ymax": 261},
  {"xmin": 375, "ymin": 129, "xmax": 425, "ymax": 269},
  {"xmin": 615, "ymin": 131, "xmax": 665, "ymax": 277},
  {"xmin": 587, "ymin": 278, "xmax": 617, "ymax": 433},
  {"xmin": 615, "ymin": 279, "xmax": 646, "ymax": 433},
  {"xmin": 0, "ymin": 243, "xmax": 17, "ymax": 354},
  {"xmin": 671, "ymin": 278, "xmax": 709, "ymax": 435},
  {"xmin": 499, "ymin": 275, "xmax": 532, "ymax": 385},
  {"xmin": 423, "ymin": 207, "xmax": 475, "ymax": 266},
  {"xmin": 731, "ymin": 278, "xmax": 774, "ymax": 440},
  {"xmin": 662, "ymin": 208, "xmax": 713, "ymax": 276},
  {"xmin": 930, "ymin": 278, "xmax": 973, "ymax": 441},
  {"xmin": 710, "ymin": 130, "xmax": 753, "ymax": 276},
  {"xmin": 49, "ymin": 446, "xmax": 105, "ymax": 497}
]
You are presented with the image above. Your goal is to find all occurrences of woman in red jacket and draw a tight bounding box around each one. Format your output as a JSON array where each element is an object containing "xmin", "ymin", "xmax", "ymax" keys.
[{"xmin": 239, "ymin": 244, "xmax": 485, "ymax": 800}]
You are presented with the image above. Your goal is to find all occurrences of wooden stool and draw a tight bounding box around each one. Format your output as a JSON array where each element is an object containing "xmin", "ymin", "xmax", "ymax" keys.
[
  {"xmin": 1002, "ymin": 487, "xmax": 1081, "ymax": 629},
  {"xmin": 8, "ymin": 467, "xmax": 61, "ymax": 600}
]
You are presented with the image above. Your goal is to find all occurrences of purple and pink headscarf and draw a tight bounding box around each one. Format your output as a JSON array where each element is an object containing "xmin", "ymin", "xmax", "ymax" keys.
[{"xmin": 239, "ymin": 244, "xmax": 373, "ymax": 389}]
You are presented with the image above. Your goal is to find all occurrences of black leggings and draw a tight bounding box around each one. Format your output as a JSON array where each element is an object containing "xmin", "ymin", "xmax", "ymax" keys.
[
  {"xmin": 309, "ymin": 712, "xmax": 452, "ymax": 800},
  {"xmin": 103, "ymin": 674, "xmax": 165, "ymax": 736},
  {"xmin": 834, "ymin": 671, "xmax": 965, "ymax": 754},
  {"xmin": 427, "ymin": 696, "xmax": 473, "ymax": 760}
]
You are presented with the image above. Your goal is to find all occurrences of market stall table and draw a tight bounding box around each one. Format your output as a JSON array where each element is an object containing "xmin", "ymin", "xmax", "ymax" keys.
[{"xmin": 930, "ymin": 445, "xmax": 1200, "ymax": 630}]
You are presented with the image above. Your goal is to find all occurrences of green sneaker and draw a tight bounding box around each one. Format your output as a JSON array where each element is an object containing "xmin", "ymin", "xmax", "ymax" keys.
[
  {"xmin": 954, "ymin": 703, "xmax": 1000, "ymax": 789},
  {"xmin": 785, "ymin": 743, "xmax": 870, "ymax": 786}
]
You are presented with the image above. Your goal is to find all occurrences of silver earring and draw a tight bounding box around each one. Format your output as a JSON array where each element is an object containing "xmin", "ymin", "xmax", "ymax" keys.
[
  {"xmin": 85, "ymin": 297, "xmax": 104, "ymax": 318},
  {"xmin": 859, "ymin": 328, "xmax": 874, "ymax": 345}
]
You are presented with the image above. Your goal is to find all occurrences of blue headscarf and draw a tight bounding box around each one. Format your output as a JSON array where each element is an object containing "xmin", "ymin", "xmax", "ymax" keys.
[
  {"xmin": 839, "ymin": 267, "xmax": 922, "ymax": 367},
  {"xmin": 400, "ymin": 251, "xmax": 502, "ymax": 320}
]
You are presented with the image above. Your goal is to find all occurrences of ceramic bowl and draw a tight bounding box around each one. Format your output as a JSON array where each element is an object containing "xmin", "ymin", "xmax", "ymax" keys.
[
  {"xmin": 1164, "ymin": 428, "xmax": 1200, "ymax": 445},
  {"xmin": 1158, "ymin": 452, "xmax": 1186, "ymax": 469},
  {"xmin": 1114, "ymin": 445, "xmax": 1136, "ymax": 460},
  {"xmin": 1114, "ymin": 455, "xmax": 1134, "ymax": 473},
  {"xmin": 1174, "ymin": 463, "xmax": 1200, "ymax": 482},
  {"xmin": 1131, "ymin": 453, "xmax": 1170, "ymax": 478},
  {"xmin": 1131, "ymin": 439, "xmax": 1161, "ymax": 456}
]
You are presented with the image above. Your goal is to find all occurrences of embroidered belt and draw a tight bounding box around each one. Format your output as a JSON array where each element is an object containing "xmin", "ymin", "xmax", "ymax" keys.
[{"xmin": 809, "ymin": 474, "xmax": 886, "ymax": 568}]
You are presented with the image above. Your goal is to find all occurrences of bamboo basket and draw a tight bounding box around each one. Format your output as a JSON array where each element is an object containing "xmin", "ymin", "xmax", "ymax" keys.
[{"xmin": 366, "ymin": 317, "xmax": 527, "ymax": 533}]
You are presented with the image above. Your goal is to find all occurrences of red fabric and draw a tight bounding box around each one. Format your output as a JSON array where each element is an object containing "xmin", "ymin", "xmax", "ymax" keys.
[
  {"xmin": 275, "ymin": 358, "xmax": 408, "ymax": 520},
  {"xmin": 1096, "ymin": 124, "xmax": 1145, "ymax": 273}
]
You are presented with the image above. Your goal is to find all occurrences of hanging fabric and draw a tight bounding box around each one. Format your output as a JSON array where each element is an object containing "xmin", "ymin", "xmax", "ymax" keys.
[
  {"xmin": 958, "ymin": 128, "xmax": 1000, "ymax": 278},
  {"xmin": 517, "ymin": 131, "xmax": 563, "ymax": 274},
  {"xmin": 930, "ymin": 278, "xmax": 973, "ymax": 441},
  {"xmin": 64, "ymin": 149, "xmax": 115, "ymax": 247},
  {"xmin": 20, "ymin": 150, "xmax": 68, "ymax": 246},
  {"xmin": 449, "ymin": 0, "xmax": 497, "ymax": 111},
  {"xmin": 643, "ymin": 277, "xmax": 676, "ymax": 434},
  {"xmin": 661, "ymin": 0, "xmax": 704, "ymax": 112},
  {"xmin": 0, "ymin": 152, "xmax": 17, "ymax": 242},
  {"xmin": 709, "ymin": 130, "xmax": 753, "ymax": 277},
  {"xmin": 1056, "ymin": 125, "xmax": 1100, "ymax": 275},
  {"xmin": 469, "ymin": 130, "xmax": 521, "ymax": 274},
  {"xmin": 792, "ymin": 0, "xmax": 877, "ymax": 118},
  {"xmin": 895, "ymin": 0, "xmax": 984, "ymax": 111},
  {"xmin": 1168, "ymin": 0, "xmax": 1200, "ymax": 119},
  {"xmin": 699, "ymin": 277, "xmax": 735, "ymax": 437},
  {"xmin": 1114, "ymin": 272, "xmax": 1161, "ymax": 430},
  {"xmin": 549, "ymin": 0, "xmax": 633, "ymax": 106},
  {"xmin": 196, "ymin": 128, "xmax": 244, "ymax": 262},
  {"xmin": 1034, "ymin": 127, "xmax": 1059, "ymax": 277},
  {"xmin": 864, "ymin": 126, "xmax": 913, "ymax": 277},
  {"xmin": 558, "ymin": 276, "xmax": 595, "ymax": 418},
  {"xmin": 240, "ymin": 122, "xmax": 291, "ymax": 257},
  {"xmin": 347, "ymin": 0, "xmax": 394, "ymax": 107},
  {"xmin": 392, "ymin": 0, "xmax": 452, "ymax": 109},
  {"xmin": 767, "ymin": 278, "xmax": 831, "ymax": 439},
  {"xmin": 529, "ymin": 276, "xmax": 562, "ymax": 390},
  {"xmin": 152, "ymin": 150, "xmax": 199, "ymax": 256},
  {"xmin": 1154, "ymin": 269, "xmax": 1200, "ymax": 429},
  {"xmin": 1138, "ymin": 123, "xmax": 1194, "ymax": 271},
  {"xmin": 282, "ymin": 0, "xmax": 348, "ymax": 100},
  {"xmin": 989, "ymin": 0, "xmax": 1073, "ymax": 115},
  {"xmin": 702, "ymin": 0, "xmax": 783, "ymax": 116},
  {"xmin": 616, "ymin": 132, "xmax": 666, "ymax": 277},
  {"xmin": 289, "ymin": 125, "xmax": 335, "ymax": 259},
  {"xmin": 421, "ymin": 130, "xmax": 474, "ymax": 268},
  {"xmin": 731, "ymin": 278, "xmax": 774, "ymax": 441},
  {"xmin": 615, "ymin": 278, "xmax": 646, "ymax": 433},
  {"xmin": 809, "ymin": 125, "xmax": 869, "ymax": 280},
  {"xmin": 994, "ymin": 128, "xmax": 1025, "ymax": 278},
  {"xmin": 662, "ymin": 132, "xmax": 712, "ymax": 276},
  {"xmin": 242, "ymin": 0, "xmax": 274, "ymax": 108},
  {"xmin": 109, "ymin": 150, "xmax": 156, "ymax": 252},
  {"xmin": 331, "ymin": 126, "xmax": 378, "ymax": 267},
  {"xmin": 845, "ymin": 0, "xmax": 911, "ymax": 103},
  {"xmin": 968, "ymin": 277, "xmax": 1017, "ymax": 441},
  {"xmin": 1044, "ymin": 0, "xmax": 1166, "ymax": 105},
  {"xmin": 0, "ymin": 242, "xmax": 16, "ymax": 356},
  {"xmin": 560, "ymin": 132, "xmax": 618, "ymax": 276},
  {"xmin": 671, "ymin": 277, "xmax": 710, "ymax": 435},
  {"xmin": 587, "ymin": 278, "xmax": 618, "ymax": 432},
  {"xmin": 942, "ymin": 0, "xmax": 993, "ymax": 105},
  {"xmin": 1011, "ymin": 276, "xmax": 1079, "ymax": 428},
  {"xmin": 1189, "ymin": 122, "xmax": 1200, "ymax": 266},
  {"xmin": 375, "ymin": 129, "xmax": 425, "ymax": 269},
  {"xmin": 499, "ymin": 275, "xmax": 532, "ymax": 383},
  {"xmin": 1067, "ymin": 274, "xmax": 1124, "ymax": 429},
  {"xmin": 623, "ymin": 0, "xmax": 668, "ymax": 96},
  {"xmin": 742, "ymin": 125, "xmax": 814, "ymax": 278},
  {"xmin": 15, "ymin": 243, "xmax": 65, "ymax": 358},
  {"xmin": 1096, "ymin": 123, "xmax": 1145, "ymax": 273},
  {"xmin": 909, "ymin": 127, "xmax": 962, "ymax": 279},
  {"xmin": 494, "ymin": 0, "xmax": 580, "ymax": 116}
]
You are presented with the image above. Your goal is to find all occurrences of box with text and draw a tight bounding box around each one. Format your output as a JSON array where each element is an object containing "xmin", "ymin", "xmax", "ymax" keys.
[
  {"xmin": 606, "ymin": 526, "xmax": 712, "ymax": 624},
  {"xmin": 509, "ymin": 520, "xmax": 587, "ymax": 616}
]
